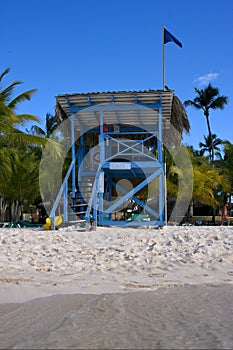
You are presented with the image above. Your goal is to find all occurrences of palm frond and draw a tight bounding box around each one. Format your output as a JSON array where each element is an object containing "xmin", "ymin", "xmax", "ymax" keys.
[
  {"xmin": 184, "ymin": 99, "xmax": 202, "ymax": 110},
  {"xmin": 0, "ymin": 81, "xmax": 22, "ymax": 105},
  {"xmin": 210, "ymin": 96, "xmax": 228, "ymax": 110},
  {"xmin": 8, "ymin": 89, "xmax": 37, "ymax": 110},
  {"xmin": 12, "ymin": 113, "xmax": 39, "ymax": 126},
  {"xmin": 0, "ymin": 68, "xmax": 10, "ymax": 82},
  {"xmin": 31, "ymin": 125, "xmax": 46, "ymax": 136},
  {"xmin": 6, "ymin": 132, "xmax": 62, "ymax": 153}
]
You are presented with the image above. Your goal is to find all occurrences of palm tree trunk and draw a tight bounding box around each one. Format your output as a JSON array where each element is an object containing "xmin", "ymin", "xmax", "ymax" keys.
[
  {"xmin": 0, "ymin": 196, "xmax": 8, "ymax": 221},
  {"xmin": 10, "ymin": 200, "xmax": 22, "ymax": 222},
  {"xmin": 205, "ymin": 113, "xmax": 214, "ymax": 161},
  {"xmin": 187, "ymin": 199, "xmax": 194, "ymax": 222}
]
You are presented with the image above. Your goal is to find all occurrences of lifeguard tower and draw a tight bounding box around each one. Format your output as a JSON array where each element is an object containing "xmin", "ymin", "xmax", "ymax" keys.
[{"xmin": 49, "ymin": 89, "xmax": 174, "ymax": 229}]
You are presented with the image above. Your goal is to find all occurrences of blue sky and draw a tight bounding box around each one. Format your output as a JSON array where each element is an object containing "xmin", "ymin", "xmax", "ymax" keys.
[{"xmin": 2, "ymin": 0, "xmax": 233, "ymax": 149}]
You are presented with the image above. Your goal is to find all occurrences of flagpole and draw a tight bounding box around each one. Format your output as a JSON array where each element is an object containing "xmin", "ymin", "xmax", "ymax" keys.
[
  {"xmin": 162, "ymin": 25, "xmax": 165, "ymax": 90},
  {"xmin": 161, "ymin": 25, "xmax": 165, "ymax": 225}
]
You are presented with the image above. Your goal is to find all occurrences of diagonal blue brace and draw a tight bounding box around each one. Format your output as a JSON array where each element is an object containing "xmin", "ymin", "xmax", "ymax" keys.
[
  {"xmin": 105, "ymin": 168, "xmax": 163, "ymax": 214},
  {"xmin": 112, "ymin": 179, "xmax": 160, "ymax": 219}
]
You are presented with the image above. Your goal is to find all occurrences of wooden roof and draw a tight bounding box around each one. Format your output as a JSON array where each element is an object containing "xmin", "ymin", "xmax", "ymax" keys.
[{"xmin": 55, "ymin": 89, "xmax": 174, "ymax": 131}]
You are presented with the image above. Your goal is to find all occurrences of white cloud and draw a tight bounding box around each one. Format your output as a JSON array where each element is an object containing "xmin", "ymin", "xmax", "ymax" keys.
[{"xmin": 194, "ymin": 72, "xmax": 219, "ymax": 86}]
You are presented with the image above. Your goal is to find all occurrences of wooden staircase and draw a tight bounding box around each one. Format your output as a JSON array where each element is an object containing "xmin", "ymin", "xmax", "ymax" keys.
[{"xmin": 67, "ymin": 177, "xmax": 96, "ymax": 230}]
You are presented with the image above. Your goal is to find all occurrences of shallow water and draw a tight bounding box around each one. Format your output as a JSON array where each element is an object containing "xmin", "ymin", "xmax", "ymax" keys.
[{"xmin": 1, "ymin": 283, "xmax": 233, "ymax": 349}]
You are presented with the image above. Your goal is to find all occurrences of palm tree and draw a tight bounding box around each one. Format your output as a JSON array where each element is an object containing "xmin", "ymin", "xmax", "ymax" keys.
[
  {"xmin": 184, "ymin": 84, "xmax": 228, "ymax": 161},
  {"xmin": 0, "ymin": 67, "xmax": 64, "ymax": 155},
  {"xmin": 166, "ymin": 146, "xmax": 230, "ymax": 222},
  {"xmin": 0, "ymin": 68, "xmax": 64, "ymax": 221},
  {"xmin": 0, "ymin": 68, "xmax": 64, "ymax": 150},
  {"xmin": 191, "ymin": 155, "xmax": 229, "ymax": 207},
  {"xmin": 0, "ymin": 68, "xmax": 39, "ymax": 137},
  {"xmin": 0, "ymin": 146, "xmax": 41, "ymax": 221},
  {"xmin": 30, "ymin": 113, "xmax": 58, "ymax": 137},
  {"xmin": 215, "ymin": 141, "xmax": 233, "ymax": 192},
  {"xmin": 199, "ymin": 134, "xmax": 222, "ymax": 160}
]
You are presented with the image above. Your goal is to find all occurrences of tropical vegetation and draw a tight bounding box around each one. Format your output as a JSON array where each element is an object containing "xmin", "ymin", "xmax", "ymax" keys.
[
  {"xmin": 166, "ymin": 145, "xmax": 231, "ymax": 220},
  {"xmin": 0, "ymin": 68, "xmax": 231, "ymax": 224},
  {"xmin": 184, "ymin": 84, "xmax": 228, "ymax": 161},
  {"xmin": 0, "ymin": 68, "xmax": 62, "ymax": 221},
  {"xmin": 199, "ymin": 133, "xmax": 223, "ymax": 160}
]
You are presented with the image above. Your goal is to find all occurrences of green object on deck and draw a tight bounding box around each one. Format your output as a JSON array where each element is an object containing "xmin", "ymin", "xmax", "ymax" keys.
[
  {"xmin": 1, "ymin": 220, "xmax": 44, "ymax": 228},
  {"xmin": 129, "ymin": 213, "xmax": 150, "ymax": 221}
]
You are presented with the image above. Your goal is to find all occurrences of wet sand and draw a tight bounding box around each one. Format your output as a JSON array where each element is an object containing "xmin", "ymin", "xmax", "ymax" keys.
[{"xmin": 1, "ymin": 284, "xmax": 233, "ymax": 349}]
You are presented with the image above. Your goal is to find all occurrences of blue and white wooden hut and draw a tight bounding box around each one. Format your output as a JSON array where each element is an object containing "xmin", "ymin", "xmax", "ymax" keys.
[{"xmin": 50, "ymin": 89, "xmax": 174, "ymax": 229}]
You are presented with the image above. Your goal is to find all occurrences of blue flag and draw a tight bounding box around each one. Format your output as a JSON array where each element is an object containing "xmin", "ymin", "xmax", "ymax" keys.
[{"xmin": 164, "ymin": 27, "xmax": 182, "ymax": 48}]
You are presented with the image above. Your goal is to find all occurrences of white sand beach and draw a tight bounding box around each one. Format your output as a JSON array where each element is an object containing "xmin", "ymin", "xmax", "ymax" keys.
[{"xmin": 0, "ymin": 225, "xmax": 233, "ymax": 348}]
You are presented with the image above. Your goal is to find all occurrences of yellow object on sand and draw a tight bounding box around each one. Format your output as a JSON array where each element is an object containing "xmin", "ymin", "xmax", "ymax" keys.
[{"xmin": 43, "ymin": 216, "xmax": 63, "ymax": 230}]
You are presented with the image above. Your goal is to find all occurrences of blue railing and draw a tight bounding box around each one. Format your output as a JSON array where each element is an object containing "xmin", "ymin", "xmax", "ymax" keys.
[{"xmin": 49, "ymin": 149, "xmax": 81, "ymax": 229}]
